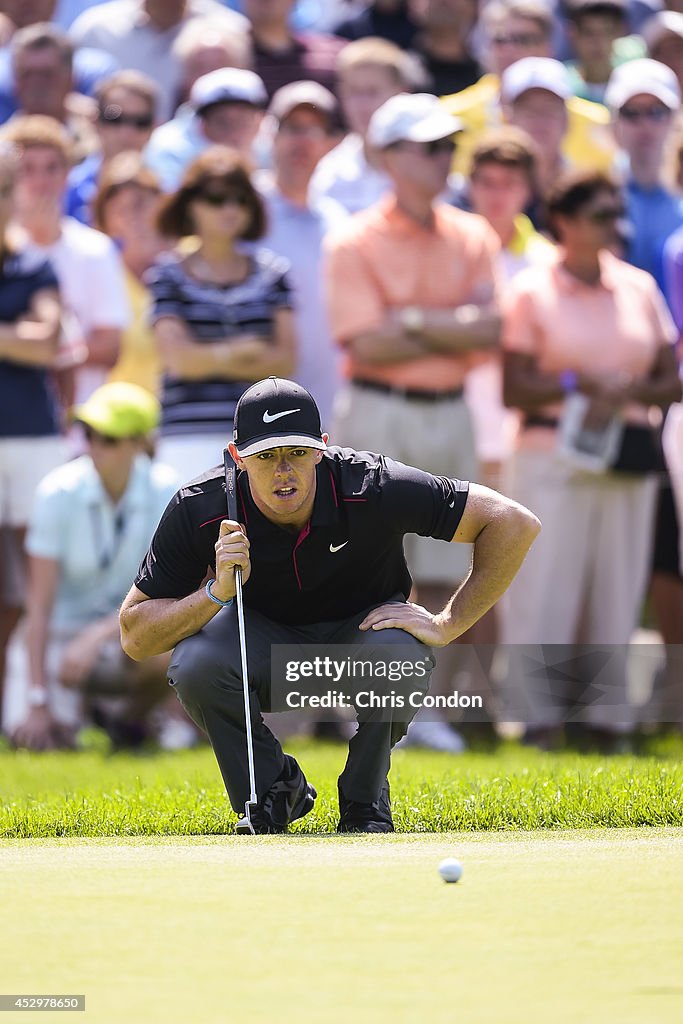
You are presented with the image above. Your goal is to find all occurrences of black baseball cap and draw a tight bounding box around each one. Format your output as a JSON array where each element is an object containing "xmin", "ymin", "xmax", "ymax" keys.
[{"xmin": 233, "ymin": 377, "xmax": 326, "ymax": 458}]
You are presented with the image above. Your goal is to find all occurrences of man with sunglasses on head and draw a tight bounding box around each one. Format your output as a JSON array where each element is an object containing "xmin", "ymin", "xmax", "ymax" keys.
[
  {"xmin": 10, "ymin": 383, "xmax": 180, "ymax": 752},
  {"xmin": 605, "ymin": 58, "xmax": 683, "ymax": 292},
  {"xmin": 324, "ymin": 92, "xmax": 501, "ymax": 752}
]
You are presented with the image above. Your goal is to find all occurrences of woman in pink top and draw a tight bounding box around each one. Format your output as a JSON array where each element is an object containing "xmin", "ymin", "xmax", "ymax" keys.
[{"xmin": 501, "ymin": 168, "xmax": 681, "ymax": 752}]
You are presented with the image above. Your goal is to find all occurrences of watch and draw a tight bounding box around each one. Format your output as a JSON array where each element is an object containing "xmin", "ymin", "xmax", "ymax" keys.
[
  {"xmin": 559, "ymin": 369, "xmax": 578, "ymax": 394},
  {"xmin": 453, "ymin": 303, "xmax": 478, "ymax": 326},
  {"xmin": 400, "ymin": 306, "xmax": 425, "ymax": 335},
  {"xmin": 27, "ymin": 686, "xmax": 48, "ymax": 708}
]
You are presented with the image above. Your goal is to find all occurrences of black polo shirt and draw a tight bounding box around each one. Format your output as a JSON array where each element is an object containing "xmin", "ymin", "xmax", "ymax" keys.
[{"xmin": 135, "ymin": 447, "xmax": 469, "ymax": 626}]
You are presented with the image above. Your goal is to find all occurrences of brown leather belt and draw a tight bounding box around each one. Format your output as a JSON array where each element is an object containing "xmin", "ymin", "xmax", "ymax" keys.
[
  {"xmin": 351, "ymin": 378, "xmax": 464, "ymax": 403},
  {"xmin": 524, "ymin": 414, "xmax": 559, "ymax": 429}
]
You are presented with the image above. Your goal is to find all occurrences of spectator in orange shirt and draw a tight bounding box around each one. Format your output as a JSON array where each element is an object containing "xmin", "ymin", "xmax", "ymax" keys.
[{"xmin": 325, "ymin": 92, "xmax": 501, "ymax": 751}]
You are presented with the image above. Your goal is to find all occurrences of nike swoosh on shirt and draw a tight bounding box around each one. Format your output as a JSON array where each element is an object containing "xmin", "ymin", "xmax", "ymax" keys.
[
  {"xmin": 263, "ymin": 408, "xmax": 301, "ymax": 423},
  {"xmin": 329, "ymin": 542, "xmax": 348, "ymax": 553}
]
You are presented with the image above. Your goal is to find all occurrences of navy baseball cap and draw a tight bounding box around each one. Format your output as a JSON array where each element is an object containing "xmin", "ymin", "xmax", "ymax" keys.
[{"xmin": 233, "ymin": 377, "xmax": 326, "ymax": 458}]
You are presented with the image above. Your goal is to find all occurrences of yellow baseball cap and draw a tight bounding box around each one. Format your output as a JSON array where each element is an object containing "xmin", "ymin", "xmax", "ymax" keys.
[{"xmin": 73, "ymin": 382, "xmax": 160, "ymax": 439}]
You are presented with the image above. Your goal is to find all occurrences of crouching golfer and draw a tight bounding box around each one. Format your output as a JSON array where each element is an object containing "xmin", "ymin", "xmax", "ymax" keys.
[{"xmin": 120, "ymin": 377, "xmax": 540, "ymax": 833}]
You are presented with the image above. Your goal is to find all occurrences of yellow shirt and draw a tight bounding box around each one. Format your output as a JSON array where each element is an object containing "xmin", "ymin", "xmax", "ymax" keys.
[
  {"xmin": 508, "ymin": 213, "xmax": 555, "ymax": 259},
  {"xmin": 441, "ymin": 73, "xmax": 615, "ymax": 175},
  {"xmin": 108, "ymin": 268, "xmax": 161, "ymax": 396}
]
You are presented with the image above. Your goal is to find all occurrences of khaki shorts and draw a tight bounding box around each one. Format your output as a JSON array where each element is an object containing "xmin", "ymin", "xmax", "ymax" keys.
[{"xmin": 332, "ymin": 383, "xmax": 478, "ymax": 585}]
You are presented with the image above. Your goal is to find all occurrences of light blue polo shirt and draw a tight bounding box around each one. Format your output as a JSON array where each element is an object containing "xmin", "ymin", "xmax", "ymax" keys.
[
  {"xmin": 26, "ymin": 453, "xmax": 179, "ymax": 633},
  {"xmin": 259, "ymin": 183, "xmax": 347, "ymax": 429},
  {"xmin": 143, "ymin": 109, "xmax": 207, "ymax": 193}
]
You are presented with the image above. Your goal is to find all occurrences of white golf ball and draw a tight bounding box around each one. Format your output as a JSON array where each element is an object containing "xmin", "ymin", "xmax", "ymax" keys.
[{"xmin": 438, "ymin": 858, "xmax": 463, "ymax": 883}]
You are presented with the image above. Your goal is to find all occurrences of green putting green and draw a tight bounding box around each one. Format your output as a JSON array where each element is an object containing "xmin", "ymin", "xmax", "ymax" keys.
[{"xmin": 1, "ymin": 828, "xmax": 681, "ymax": 1024}]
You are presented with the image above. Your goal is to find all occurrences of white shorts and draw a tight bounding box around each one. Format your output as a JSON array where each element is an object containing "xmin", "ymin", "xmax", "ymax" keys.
[
  {"xmin": 155, "ymin": 433, "xmax": 229, "ymax": 487},
  {"xmin": 10, "ymin": 631, "xmax": 135, "ymax": 729},
  {"xmin": 0, "ymin": 436, "xmax": 67, "ymax": 527},
  {"xmin": 332, "ymin": 384, "xmax": 478, "ymax": 585}
]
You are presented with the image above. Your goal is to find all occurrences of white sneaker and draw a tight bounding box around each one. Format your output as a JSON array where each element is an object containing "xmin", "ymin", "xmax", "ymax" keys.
[{"xmin": 396, "ymin": 719, "xmax": 466, "ymax": 753}]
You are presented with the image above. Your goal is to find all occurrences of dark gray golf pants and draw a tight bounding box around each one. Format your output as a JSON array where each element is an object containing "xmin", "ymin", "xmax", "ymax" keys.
[{"xmin": 168, "ymin": 601, "xmax": 433, "ymax": 813}]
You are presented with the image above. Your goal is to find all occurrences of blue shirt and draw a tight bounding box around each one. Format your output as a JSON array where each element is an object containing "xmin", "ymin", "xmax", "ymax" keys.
[
  {"xmin": 53, "ymin": 0, "xmax": 109, "ymax": 29},
  {"xmin": 65, "ymin": 153, "xmax": 102, "ymax": 225},
  {"xmin": 0, "ymin": 250, "xmax": 60, "ymax": 439},
  {"xmin": 624, "ymin": 177, "xmax": 683, "ymax": 293},
  {"xmin": 260, "ymin": 184, "xmax": 347, "ymax": 428},
  {"xmin": 143, "ymin": 109, "xmax": 206, "ymax": 193},
  {"xmin": 663, "ymin": 223, "xmax": 683, "ymax": 334}
]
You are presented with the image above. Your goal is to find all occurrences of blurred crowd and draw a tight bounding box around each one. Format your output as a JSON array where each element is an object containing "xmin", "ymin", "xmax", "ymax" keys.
[{"xmin": 0, "ymin": 0, "xmax": 682, "ymax": 756}]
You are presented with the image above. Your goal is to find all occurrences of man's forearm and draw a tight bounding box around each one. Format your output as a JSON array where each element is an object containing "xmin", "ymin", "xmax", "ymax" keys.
[
  {"xmin": 420, "ymin": 306, "xmax": 501, "ymax": 353},
  {"xmin": 628, "ymin": 370, "xmax": 682, "ymax": 408},
  {"xmin": 437, "ymin": 507, "xmax": 541, "ymax": 642},
  {"xmin": 120, "ymin": 586, "xmax": 232, "ymax": 660},
  {"xmin": 0, "ymin": 321, "xmax": 59, "ymax": 365},
  {"xmin": 26, "ymin": 608, "xmax": 51, "ymax": 690},
  {"xmin": 345, "ymin": 324, "xmax": 428, "ymax": 364}
]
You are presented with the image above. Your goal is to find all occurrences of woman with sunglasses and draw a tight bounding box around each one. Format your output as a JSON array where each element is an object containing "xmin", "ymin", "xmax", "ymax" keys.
[
  {"xmin": 147, "ymin": 146, "xmax": 296, "ymax": 481},
  {"xmin": 500, "ymin": 168, "xmax": 682, "ymax": 752}
]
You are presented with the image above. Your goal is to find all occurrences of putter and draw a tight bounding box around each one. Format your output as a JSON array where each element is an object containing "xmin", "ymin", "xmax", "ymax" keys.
[{"xmin": 224, "ymin": 447, "xmax": 258, "ymax": 835}]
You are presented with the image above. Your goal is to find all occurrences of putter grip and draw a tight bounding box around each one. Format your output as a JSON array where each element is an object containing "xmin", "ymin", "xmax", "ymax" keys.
[
  {"xmin": 223, "ymin": 447, "xmax": 243, "ymax": 585},
  {"xmin": 224, "ymin": 447, "xmax": 238, "ymax": 522}
]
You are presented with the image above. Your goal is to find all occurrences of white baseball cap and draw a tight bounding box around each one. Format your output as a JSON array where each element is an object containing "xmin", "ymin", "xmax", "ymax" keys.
[
  {"xmin": 605, "ymin": 57, "xmax": 681, "ymax": 111},
  {"xmin": 367, "ymin": 93, "xmax": 463, "ymax": 149},
  {"xmin": 190, "ymin": 68, "xmax": 268, "ymax": 114},
  {"xmin": 501, "ymin": 57, "xmax": 572, "ymax": 104},
  {"xmin": 268, "ymin": 80, "xmax": 338, "ymax": 125}
]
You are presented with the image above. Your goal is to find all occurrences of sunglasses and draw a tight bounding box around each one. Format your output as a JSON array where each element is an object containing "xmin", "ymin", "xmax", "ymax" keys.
[
  {"xmin": 425, "ymin": 138, "xmax": 457, "ymax": 156},
  {"xmin": 98, "ymin": 110, "xmax": 154, "ymax": 129},
  {"xmin": 491, "ymin": 33, "xmax": 545, "ymax": 47},
  {"xmin": 585, "ymin": 206, "xmax": 626, "ymax": 224},
  {"xmin": 83, "ymin": 425, "xmax": 124, "ymax": 446},
  {"xmin": 193, "ymin": 190, "xmax": 249, "ymax": 207},
  {"xmin": 618, "ymin": 106, "xmax": 671, "ymax": 124}
]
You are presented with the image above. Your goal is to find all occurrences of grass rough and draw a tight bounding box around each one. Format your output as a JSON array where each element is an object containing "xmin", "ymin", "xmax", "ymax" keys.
[{"xmin": 2, "ymin": 736, "xmax": 682, "ymax": 837}]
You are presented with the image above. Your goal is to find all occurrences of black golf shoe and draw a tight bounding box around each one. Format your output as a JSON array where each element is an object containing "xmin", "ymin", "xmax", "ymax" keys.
[
  {"xmin": 235, "ymin": 755, "xmax": 316, "ymax": 834},
  {"xmin": 337, "ymin": 779, "xmax": 394, "ymax": 833}
]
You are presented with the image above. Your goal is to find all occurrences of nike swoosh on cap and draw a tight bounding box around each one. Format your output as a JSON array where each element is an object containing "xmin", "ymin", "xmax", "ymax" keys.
[
  {"xmin": 263, "ymin": 408, "xmax": 301, "ymax": 423},
  {"xmin": 329, "ymin": 541, "xmax": 348, "ymax": 553}
]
